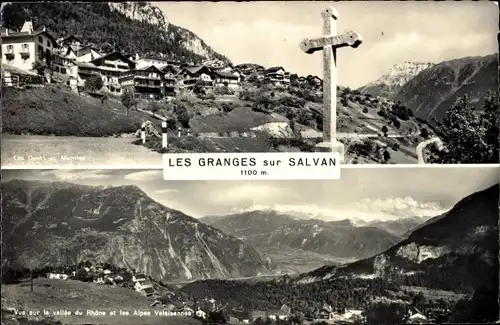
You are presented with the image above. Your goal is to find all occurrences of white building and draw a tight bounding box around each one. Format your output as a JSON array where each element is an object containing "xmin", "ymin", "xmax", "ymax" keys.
[
  {"xmin": 46, "ymin": 273, "xmax": 69, "ymax": 280},
  {"xmin": 1, "ymin": 21, "xmax": 58, "ymax": 72}
]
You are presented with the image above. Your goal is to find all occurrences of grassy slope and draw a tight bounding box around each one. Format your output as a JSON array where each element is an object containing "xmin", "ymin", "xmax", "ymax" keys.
[
  {"xmin": 1, "ymin": 278, "xmax": 201, "ymax": 325},
  {"xmin": 2, "ymin": 84, "xmax": 160, "ymax": 137},
  {"xmin": 137, "ymin": 85, "xmax": 426, "ymax": 163}
]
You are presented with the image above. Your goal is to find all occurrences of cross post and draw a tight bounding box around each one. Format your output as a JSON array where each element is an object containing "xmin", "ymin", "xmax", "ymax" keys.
[{"xmin": 299, "ymin": 6, "xmax": 363, "ymax": 162}]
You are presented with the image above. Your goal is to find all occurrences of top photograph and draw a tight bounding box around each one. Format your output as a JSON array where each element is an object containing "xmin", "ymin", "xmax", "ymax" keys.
[{"xmin": 1, "ymin": 1, "xmax": 498, "ymax": 167}]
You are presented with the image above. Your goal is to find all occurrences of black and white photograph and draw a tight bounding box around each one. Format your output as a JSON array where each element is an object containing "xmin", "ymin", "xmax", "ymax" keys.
[
  {"xmin": 1, "ymin": 1, "xmax": 498, "ymax": 166},
  {"xmin": 1, "ymin": 166, "xmax": 498, "ymax": 324}
]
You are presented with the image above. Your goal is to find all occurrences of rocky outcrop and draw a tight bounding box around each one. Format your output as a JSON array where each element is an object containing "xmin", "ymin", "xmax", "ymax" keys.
[
  {"xmin": 1, "ymin": 180, "xmax": 272, "ymax": 282},
  {"xmin": 358, "ymin": 62, "xmax": 434, "ymax": 99}
]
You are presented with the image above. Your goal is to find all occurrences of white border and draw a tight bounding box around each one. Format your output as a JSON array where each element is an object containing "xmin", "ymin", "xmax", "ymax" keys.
[{"xmin": 1, "ymin": 163, "xmax": 498, "ymax": 170}]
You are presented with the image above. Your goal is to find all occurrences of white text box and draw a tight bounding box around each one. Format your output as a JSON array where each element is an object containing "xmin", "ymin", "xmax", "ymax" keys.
[{"xmin": 163, "ymin": 153, "xmax": 340, "ymax": 180}]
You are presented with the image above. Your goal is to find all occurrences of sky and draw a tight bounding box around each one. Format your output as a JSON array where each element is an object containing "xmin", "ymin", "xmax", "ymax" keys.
[
  {"xmin": 154, "ymin": 1, "xmax": 498, "ymax": 88},
  {"xmin": 3, "ymin": 166, "xmax": 498, "ymax": 222}
]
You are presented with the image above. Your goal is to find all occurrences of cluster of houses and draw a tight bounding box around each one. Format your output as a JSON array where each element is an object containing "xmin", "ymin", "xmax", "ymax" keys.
[
  {"xmin": 1, "ymin": 20, "xmax": 322, "ymax": 101},
  {"xmin": 45, "ymin": 262, "xmax": 157, "ymax": 298}
]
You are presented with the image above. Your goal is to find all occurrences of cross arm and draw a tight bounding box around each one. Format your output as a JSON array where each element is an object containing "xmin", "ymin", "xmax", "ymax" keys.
[{"xmin": 299, "ymin": 29, "xmax": 363, "ymax": 54}]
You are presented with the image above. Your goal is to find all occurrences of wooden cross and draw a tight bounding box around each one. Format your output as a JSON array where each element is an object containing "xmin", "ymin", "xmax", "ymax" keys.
[{"xmin": 299, "ymin": 6, "xmax": 363, "ymax": 161}]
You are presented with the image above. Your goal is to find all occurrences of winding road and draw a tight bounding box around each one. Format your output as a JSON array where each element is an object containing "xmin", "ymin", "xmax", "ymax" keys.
[{"xmin": 416, "ymin": 136, "xmax": 444, "ymax": 164}]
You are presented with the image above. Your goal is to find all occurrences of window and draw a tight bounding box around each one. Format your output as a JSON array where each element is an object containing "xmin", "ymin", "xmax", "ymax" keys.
[
  {"xmin": 21, "ymin": 43, "xmax": 29, "ymax": 52},
  {"xmin": 38, "ymin": 36, "xmax": 43, "ymax": 43},
  {"xmin": 6, "ymin": 45, "xmax": 14, "ymax": 53},
  {"xmin": 46, "ymin": 40, "xmax": 51, "ymax": 47}
]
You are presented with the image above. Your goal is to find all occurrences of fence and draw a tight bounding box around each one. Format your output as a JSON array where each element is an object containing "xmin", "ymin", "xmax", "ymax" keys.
[{"xmin": 2, "ymin": 73, "xmax": 45, "ymax": 88}]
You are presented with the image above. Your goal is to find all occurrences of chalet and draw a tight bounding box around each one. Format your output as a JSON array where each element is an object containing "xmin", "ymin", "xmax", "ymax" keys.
[
  {"xmin": 308, "ymin": 75, "xmax": 322, "ymax": 88},
  {"xmin": 46, "ymin": 273, "xmax": 69, "ymax": 280},
  {"xmin": 58, "ymin": 35, "xmax": 82, "ymax": 47},
  {"xmin": 1, "ymin": 21, "xmax": 58, "ymax": 72},
  {"xmin": 141, "ymin": 287, "xmax": 155, "ymax": 297},
  {"xmin": 213, "ymin": 70, "xmax": 240, "ymax": 88},
  {"xmin": 135, "ymin": 55, "xmax": 170, "ymax": 69},
  {"xmin": 120, "ymin": 65, "xmax": 164, "ymax": 100},
  {"xmin": 195, "ymin": 309, "xmax": 207, "ymax": 319},
  {"xmin": 134, "ymin": 279, "xmax": 153, "ymax": 291},
  {"xmin": 228, "ymin": 310, "xmax": 251, "ymax": 324},
  {"xmin": 132, "ymin": 274, "xmax": 147, "ymax": 283},
  {"xmin": 316, "ymin": 304, "xmax": 335, "ymax": 320},
  {"xmin": 342, "ymin": 309, "xmax": 364, "ymax": 321},
  {"xmin": 59, "ymin": 44, "xmax": 102, "ymax": 63},
  {"xmin": 264, "ymin": 66, "xmax": 286, "ymax": 84},
  {"xmin": 407, "ymin": 307, "xmax": 428, "ymax": 324},
  {"xmin": 250, "ymin": 311, "xmax": 267, "ymax": 322},
  {"xmin": 52, "ymin": 53, "xmax": 77, "ymax": 76},
  {"xmin": 178, "ymin": 65, "xmax": 214, "ymax": 88},
  {"xmin": 1, "ymin": 62, "xmax": 43, "ymax": 88},
  {"xmin": 78, "ymin": 51, "xmax": 135, "ymax": 94},
  {"xmin": 267, "ymin": 304, "xmax": 291, "ymax": 321},
  {"xmin": 283, "ymin": 71, "xmax": 291, "ymax": 84},
  {"xmin": 234, "ymin": 63, "xmax": 265, "ymax": 75},
  {"xmin": 162, "ymin": 65, "xmax": 181, "ymax": 96}
]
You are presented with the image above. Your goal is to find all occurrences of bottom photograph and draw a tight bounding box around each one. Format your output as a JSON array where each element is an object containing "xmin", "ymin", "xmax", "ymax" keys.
[{"xmin": 1, "ymin": 166, "xmax": 499, "ymax": 325}]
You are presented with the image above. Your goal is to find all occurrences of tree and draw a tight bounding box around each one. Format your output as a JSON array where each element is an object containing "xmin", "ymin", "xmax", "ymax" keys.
[
  {"xmin": 428, "ymin": 93, "xmax": 498, "ymax": 163},
  {"xmin": 150, "ymin": 101, "xmax": 161, "ymax": 117},
  {"xmin": 193, "ymin": 79, "xmax": 206, "ymax": 98},
  {"xmin": 420, "ymin": 127, "xmax": 429, "ymax": 139},
  {"xmin": 364, "ymin": 298, "xmax": 407, "ymax": 325},
  {"xmin": 383, "ymin": 150, "xmax": 391, "ymax": 162},
  {"xmin": 121, "ymin": 91, "xmax": 136, "ymax": 116},
  {"xmin": 85, "ymin": 75, "xmax": 103, "ymax": 93},
  {"xmin": 32, "ymin": 60, "xmax": 47, "ymax": 75}
]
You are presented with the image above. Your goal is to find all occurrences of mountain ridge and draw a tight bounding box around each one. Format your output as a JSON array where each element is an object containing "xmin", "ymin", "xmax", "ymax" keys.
[
  {"xmin": 300, "ymin": 183, "xmax": 499, "ymax": 294},
  {"xmin": 201, "ymin": 210, "xmax": 402, "ymax": 260},
  {"xmin": 1, "ymin": 179, "xmax": 272, "ymax": 282},
  {"xmin": 358, "ymin": 61, "xmax": 435, "ymax": 99},
  {"xmin": 394, "ymin": 54, "xmax": 498, "ymax": 121}
]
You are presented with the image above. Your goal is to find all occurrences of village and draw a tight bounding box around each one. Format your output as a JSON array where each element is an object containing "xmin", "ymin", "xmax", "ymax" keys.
[
  {"xmin": 1, "ymin": 20, "xmax": 323, "ymax": 99},
  {"xmin": 7, "ymin": 258, "xmax": 437, "ymax": 325}
]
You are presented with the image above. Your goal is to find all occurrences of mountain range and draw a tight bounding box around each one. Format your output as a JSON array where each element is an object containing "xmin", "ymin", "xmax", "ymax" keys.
[
  {"xmin": 1, "ymin": 180, "xmax": 271, "ymax": 283},
  {"xmin": 200, "ymin": 210, "xmax": 402, "ymax": 259},
  {"xmin": 358, "ymin": 54, "xmax": 497, "ymax": 122},
  {"xmin": 394, "ymin": 54, "xmax": 497, "ymax": 121},
  {"xmin": 358, "ymin": 61, "xmax": 435, "ymax": 99},
  {"xmin": 300, "ymin": 183, "xmax": 499, "ymax": 294}
]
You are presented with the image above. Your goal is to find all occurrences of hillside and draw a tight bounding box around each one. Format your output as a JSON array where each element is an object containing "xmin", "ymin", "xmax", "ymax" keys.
[
  {"xmin": 394, "ymin": 54, "xmax": 498, "ymax": 121},
  {"xmin": 1, "ymin": 180, "xmax": 272, "ymax": 283},
  {"xmin": 141, "ymin": 84, "xmax": 431, "ymax": 164},
  {"xmin": 1, "ymin": 2, "xmax": 230, "ymax": 64},
  {"xmin": 358, "ymin": 62, "xmax": 434, "ymax": 99},
  {"xmin": 302, "ymin": 184, "xmax": 499, "ymax": 294},
  {"xmin": 1, "ymin": 278, "xmax": 201, "ymax": 325},
  {"xmin": 201, "ymin": 210, "xmax": 401, "ymax": 260},
  {"xmin": 2, "ymin": 84, "xmax": 159, "ymax": 136}
]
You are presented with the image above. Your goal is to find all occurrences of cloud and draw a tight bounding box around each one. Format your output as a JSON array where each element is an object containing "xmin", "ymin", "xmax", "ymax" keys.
[
  {"xmin": 208, "ymin": 183, "xmax": 283, "ymax": 205},
  {"xmin": 356, "ymin": 197, "xmax": 448, "ymax": 219},
  {"xmin": 154, "ymin": 189, "xmax": 178, "ymax": 194},
  {"xmin": 38, "ymin": 170, "xmax": 113, "ymax": 181},
  {"xmin": 123, "ymin": 170, "xmax": 163, "ymax": 181},
  {"xmin": 230, "ymin": 197, "xmax": 449, "ymax": 222}
]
